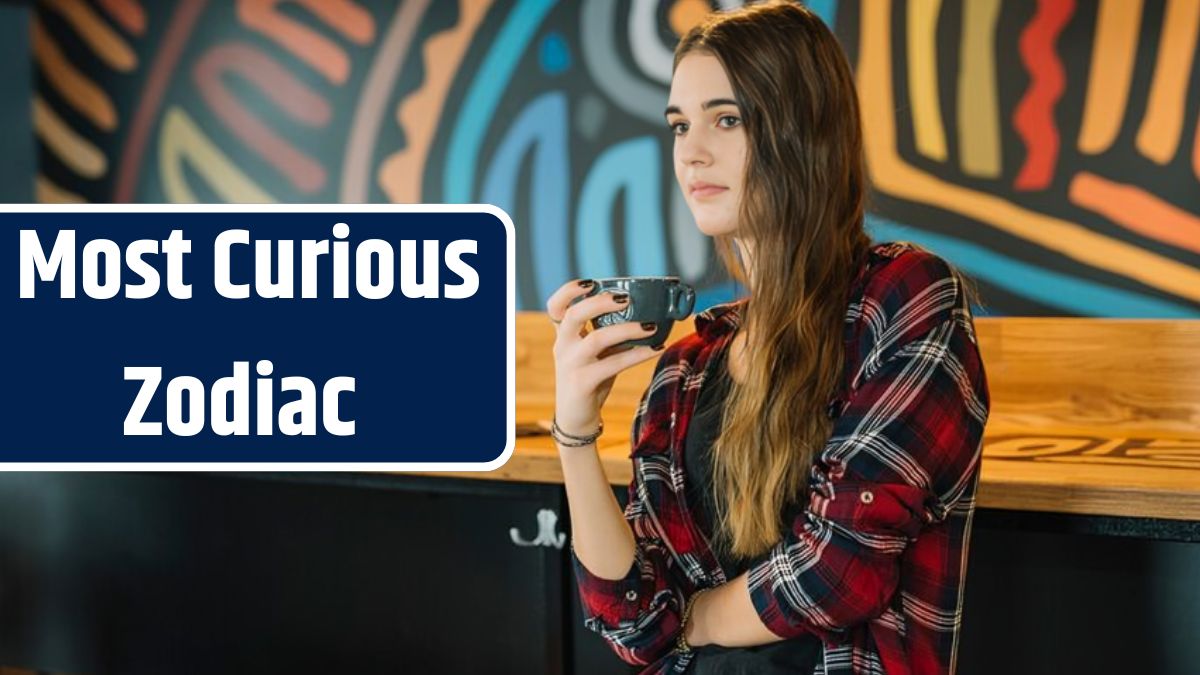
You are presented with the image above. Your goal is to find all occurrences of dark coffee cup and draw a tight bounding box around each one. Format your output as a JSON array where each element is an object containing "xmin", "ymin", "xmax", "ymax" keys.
[{"xmin": 569, "ymin": 276, "xmax": 696, "ymax": 349}]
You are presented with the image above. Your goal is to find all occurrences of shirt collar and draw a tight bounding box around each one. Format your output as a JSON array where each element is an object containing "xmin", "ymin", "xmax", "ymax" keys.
[{"xmin": 693, "ymin": 297, "xmax": 747, "ymax": 337}]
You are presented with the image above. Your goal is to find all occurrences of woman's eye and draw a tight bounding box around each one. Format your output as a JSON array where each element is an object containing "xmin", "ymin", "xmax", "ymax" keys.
[
  {"xmin": 718, "ymin": 115, "xmax": 741, "ymax": 128},
  {"xmin": 669, "ymin": 121, "xmax": 689, "ymax": 135}
]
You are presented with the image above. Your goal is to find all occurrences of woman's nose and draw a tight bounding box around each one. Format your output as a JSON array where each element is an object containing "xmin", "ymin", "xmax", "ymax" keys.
[{"xmin": 677, "ymin": 129, "xmax": 713, "ymax": 166}]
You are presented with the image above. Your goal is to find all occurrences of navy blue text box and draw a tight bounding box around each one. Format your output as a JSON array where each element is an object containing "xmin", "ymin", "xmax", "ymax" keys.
[{"xmin": 4, "ymin": 205, "xmax": 514, "ymax": 468}]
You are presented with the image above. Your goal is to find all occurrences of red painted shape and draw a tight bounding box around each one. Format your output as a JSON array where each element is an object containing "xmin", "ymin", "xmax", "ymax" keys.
[{"xmin": 1012, "ymin": 0, "xmax": 1075, "ymax": 191}]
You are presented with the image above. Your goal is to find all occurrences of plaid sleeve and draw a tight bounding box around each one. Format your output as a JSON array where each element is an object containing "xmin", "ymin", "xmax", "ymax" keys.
[
  {"xmin": 570, "ymin": 495, "xmax": 683, "ymax": 666},
  {"xmin": 746, "ymin": 254, "xmax": 990, "ymax": 643},
  {"xmin": 570, "ymin": 355, "xmax": 685, "ymax": 666}
]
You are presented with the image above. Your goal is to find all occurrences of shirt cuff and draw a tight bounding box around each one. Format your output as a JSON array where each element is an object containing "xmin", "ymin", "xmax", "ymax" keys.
[
  {"xmin": 746, "ymin": 548, "xmax": 801, "ymax": 638},
  {"xmin": 570, "ymin": 542, "xmax": 646, "ymax": 626}
]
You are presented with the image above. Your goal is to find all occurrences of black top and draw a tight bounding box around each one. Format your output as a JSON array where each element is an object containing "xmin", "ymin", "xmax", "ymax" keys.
[{"xmin": 682, "ymin": 343, "xmax": 823, "ymax": 674}]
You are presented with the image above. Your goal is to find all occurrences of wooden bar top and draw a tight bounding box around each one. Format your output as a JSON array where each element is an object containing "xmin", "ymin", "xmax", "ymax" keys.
[{"xmin": 412, "ymin": 313, "xmax": 1200, "ymax": 522}]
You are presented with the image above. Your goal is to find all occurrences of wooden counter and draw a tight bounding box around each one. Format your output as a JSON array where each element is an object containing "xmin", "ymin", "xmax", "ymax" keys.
[{"xmin": 415, "ymin": 313, "xmax": 1200, "ymax": 522}]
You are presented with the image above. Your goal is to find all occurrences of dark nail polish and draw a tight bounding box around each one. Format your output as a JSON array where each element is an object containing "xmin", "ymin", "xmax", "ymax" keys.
[
  {"xmin": 612, "ymin": 293, "xmax": 629, "ymax": 303},
  {"xmin": 641, "ymin": 322, "xmax": 656, "ymax": 331},
  {"xmin": 652, "ymin": 344, "xmax": 665, "ymax": 351},
  {"xmin": 578, "ymin": 279, "xmax": 595, "ymax": 288}
]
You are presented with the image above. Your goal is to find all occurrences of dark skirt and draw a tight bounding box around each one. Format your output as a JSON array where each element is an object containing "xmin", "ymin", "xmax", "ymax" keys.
[{"xmin": 688, "ymin": 635, "xmax": 823, "ymax": 674}]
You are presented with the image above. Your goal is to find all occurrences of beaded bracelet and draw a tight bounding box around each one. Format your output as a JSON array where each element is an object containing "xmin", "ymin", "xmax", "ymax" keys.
[
  {"xmin": 550, "ymin": 417, "xmax": 603, "ymax": 447},
  {"xmin": 676, "ymin": 588, "xmax": 709, "ymax": 653}
]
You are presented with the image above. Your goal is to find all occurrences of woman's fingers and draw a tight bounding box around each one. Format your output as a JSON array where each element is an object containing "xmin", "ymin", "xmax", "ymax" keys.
[
  {"xmin": 583, "ymin": 344, "xmax": 662, "ymax": 384},
  {"xmin": 559, "ymin": 290, "xmax": 628, "ymax": 338},
  {"xmin": 548, "ymin": 280, "xmax": 660, "ymax": 370},
  {"xmin": 580, "ymin": 321, "xmax": 656, "ymax": 359},
  {"xmin": 545, "ymin": 279, "xmax": 596, "ymax": 324}
]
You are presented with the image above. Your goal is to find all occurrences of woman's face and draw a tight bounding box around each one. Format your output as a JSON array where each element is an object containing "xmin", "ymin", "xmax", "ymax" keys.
[{"xmin": 666, "ymin": 51, "xmax": 748, "ymax": 238}]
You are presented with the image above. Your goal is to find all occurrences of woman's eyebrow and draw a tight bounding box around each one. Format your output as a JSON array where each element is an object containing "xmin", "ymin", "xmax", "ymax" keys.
[{"xmin": 663, "ymin": 98, "xmax": 740, "ymax": 117}]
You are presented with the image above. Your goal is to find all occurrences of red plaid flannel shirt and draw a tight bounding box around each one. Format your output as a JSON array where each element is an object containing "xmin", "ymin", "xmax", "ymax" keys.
[{"xmin": 571, "ymin": 242, "xmax": 991, "ymax": 674}]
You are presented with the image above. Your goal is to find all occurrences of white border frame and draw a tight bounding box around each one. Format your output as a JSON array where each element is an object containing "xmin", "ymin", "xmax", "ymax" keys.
[{"xmin": 3, "ymin": 203, "xmax": 517, "ymax": 472}]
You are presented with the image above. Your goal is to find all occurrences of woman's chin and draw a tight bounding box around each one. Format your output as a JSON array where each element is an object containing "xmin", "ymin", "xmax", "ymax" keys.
[{"xmin": 693, "ymin": 221, "xmax": 738, "ymax": 238}]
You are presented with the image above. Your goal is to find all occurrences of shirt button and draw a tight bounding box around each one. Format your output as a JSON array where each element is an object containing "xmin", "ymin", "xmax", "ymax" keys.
[
  {"xmin": 860, "ymin": 490, "xmax": 874, "ymax": 504},
  {"xmin": 625, "ymin": 589, "xmax": 639, "ymax": 602}
]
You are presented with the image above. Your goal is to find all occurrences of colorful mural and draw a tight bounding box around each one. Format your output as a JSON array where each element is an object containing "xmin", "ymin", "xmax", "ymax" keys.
[{"xmin": 32, "ymin": 0, "xmax": 1200, "ymax": 316}]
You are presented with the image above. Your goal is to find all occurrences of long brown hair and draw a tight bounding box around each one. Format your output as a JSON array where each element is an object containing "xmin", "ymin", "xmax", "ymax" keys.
[{"xmin": 675, "ymin": 1, "xmax": 967, "ymax": 559}]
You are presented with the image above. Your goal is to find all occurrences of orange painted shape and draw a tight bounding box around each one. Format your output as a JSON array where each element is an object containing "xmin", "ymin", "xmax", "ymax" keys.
[
  {"xmin": 1135, "ymin": 0, "xmax": 1200, "ymax": 164},
  {"xmin": 669, "ymin": 0, "xmax": 711, "ymax": 36},
  {"xmin": 236, "ymin": 0, "xmax": 376, "ymax": 85},
  {"xmin": 31, "ymin": 17, "xmax": 118, "ymax": 132},
  {"xmin": 379, "ymin": 0, "xmax": 493, "ymax": 203},
  {"xmin": 97, "ymin": 0, "xmax": 146, "ymax": 36},
  {"xmin": 1193, "ymin": 110, "xmax": 1200, "ymax": 180},
  {"xmin": 42, "ymin": 0, "xmax": 138, "ymax": 71},
  {"xmin": 1069, "ymin": 172, "xmax": 1200, "ymax": 255}
]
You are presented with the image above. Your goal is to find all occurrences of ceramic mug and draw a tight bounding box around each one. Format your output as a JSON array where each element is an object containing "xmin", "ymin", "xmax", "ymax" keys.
[{"xmin": 569, "ymin": 276, "xmax": 696, "ymax": 348}]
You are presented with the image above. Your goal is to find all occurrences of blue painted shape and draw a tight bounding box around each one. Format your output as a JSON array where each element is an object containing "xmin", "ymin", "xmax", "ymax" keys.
[
  {"xmin": 539, "ymin": 31, "xmax": 571, "ymax": 74},
  {"xmin": 866, "ymin": 215, "xmax": 1200, "ymax": 318},
  {"xmin": 575, "ymin": 136, "xmax": 668, "ymax": 279},
  {"xmin": 694, "ymin": 279, "xmax": 744, "ymax": 313},
  {"xmin": 806, "ymin": 0, "xmax": 837, "ymax": 26},
  {"xmin": 482, "ymin": 92, "xmax": 570, "ymax": 310},
  {"xmin": 444, "ymin": 0, "xmax": 558, "ymax": 203}
]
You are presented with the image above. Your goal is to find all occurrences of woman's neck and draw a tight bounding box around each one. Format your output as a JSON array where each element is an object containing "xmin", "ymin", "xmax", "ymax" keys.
[{"xmin": 735, "ymin": 236, "xmax": 755, "ymax": 285}]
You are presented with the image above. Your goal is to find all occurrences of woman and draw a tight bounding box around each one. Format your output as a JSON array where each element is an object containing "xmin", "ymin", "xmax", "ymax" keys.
[{"xmin": 545, "ymin": 2, "xmax": 990, "ymax": 673}]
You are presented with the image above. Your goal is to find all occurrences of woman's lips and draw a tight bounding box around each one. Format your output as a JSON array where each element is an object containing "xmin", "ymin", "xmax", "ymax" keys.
[{"xmin": 690, "ymin": 184, "xmax": 728, "ymax": 198}]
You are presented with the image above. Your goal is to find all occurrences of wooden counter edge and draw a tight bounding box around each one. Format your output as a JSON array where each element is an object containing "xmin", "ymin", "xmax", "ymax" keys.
[{"xmin": 396, "ymin": 448, "xmax": 1200, "ymax": 522}]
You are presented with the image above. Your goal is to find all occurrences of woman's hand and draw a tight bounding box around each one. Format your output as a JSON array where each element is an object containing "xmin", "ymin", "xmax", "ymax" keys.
[
  {"xmin": 545, "ymin": 279, "xmax": 663, "ymax": 436},
  {"xmin": 682, "ymin": 575, "xmax": 782, "ymax": 650}
]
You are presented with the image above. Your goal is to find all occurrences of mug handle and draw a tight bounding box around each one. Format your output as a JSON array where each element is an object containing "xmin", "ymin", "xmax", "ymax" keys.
[{"xmin": 668, "ymin": 284, "xmax": 695, "ymax": 320}]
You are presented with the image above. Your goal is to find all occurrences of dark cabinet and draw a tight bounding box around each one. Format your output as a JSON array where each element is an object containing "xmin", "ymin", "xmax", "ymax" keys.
[
  {"xmin": 0, "ymin": 473, "xmax": 571, "ymax": 675},
  {"xmin": 3, "ymin": 474, "xmax": 1198, "ymax": 675}
]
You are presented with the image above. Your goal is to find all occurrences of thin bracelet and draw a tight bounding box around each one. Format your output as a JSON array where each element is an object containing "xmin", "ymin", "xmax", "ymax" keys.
[
  {"xmin": 676, "ymin": 588, "xmax": 709, "ymax": 653},
  {"xmin": 552, "ymin": 416, "xmax": 603, "ymax": 441},
  {"xmin": 551, "ymin": 424, "xmax": 600, "ymax": 447},
  {"xmin": 551, "ymin": 417, "xmax": 603, "ymax": 447}
]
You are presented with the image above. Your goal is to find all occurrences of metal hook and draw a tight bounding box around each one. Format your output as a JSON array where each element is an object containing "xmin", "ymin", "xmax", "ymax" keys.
[{"xmin": 509, "ymin": 508, "xmax": 567, "ymax": 549}]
